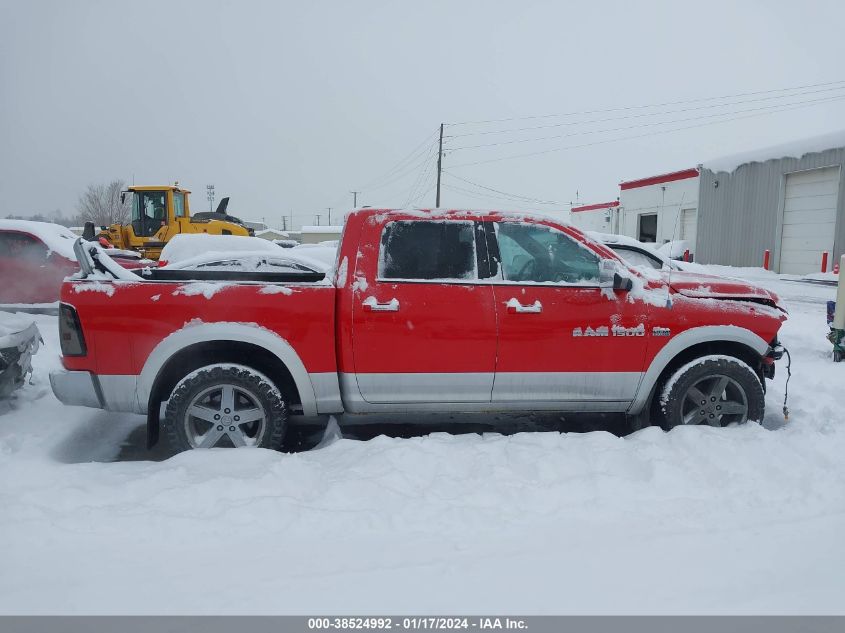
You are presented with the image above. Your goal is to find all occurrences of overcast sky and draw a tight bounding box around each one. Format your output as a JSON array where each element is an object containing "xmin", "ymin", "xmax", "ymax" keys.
[{"xmin": 2, "ymin": 0, "xmax": 845, "ymax": 229}]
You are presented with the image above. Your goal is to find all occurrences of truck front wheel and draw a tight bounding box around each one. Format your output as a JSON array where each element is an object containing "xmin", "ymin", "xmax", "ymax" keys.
[
  {"xmin": 163, "ymin": 364, "xmax": 287, "ymax": 452},
  {"xmin": 659, "ymin": 355, "xmax": 764, "ymax": 430}
]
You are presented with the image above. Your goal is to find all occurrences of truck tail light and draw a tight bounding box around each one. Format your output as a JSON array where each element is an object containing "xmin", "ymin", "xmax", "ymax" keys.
[{"xmin": 59, "ymin": 303, "xmax": 87, "ymax": 357}]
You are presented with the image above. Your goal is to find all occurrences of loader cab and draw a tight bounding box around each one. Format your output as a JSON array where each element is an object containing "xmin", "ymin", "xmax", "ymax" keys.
[{"xmin": 125, "ymin": 186, "xmax": 190, "ymax": 238}]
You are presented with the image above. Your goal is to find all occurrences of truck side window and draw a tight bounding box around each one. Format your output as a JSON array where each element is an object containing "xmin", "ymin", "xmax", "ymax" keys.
[
  {"xmin": 379, "ymin": 220, "xmax": 477, "ymax": 281},
  {"xmin": 495, "ymin": 222, "xmax": 600, "ymax": 284}
]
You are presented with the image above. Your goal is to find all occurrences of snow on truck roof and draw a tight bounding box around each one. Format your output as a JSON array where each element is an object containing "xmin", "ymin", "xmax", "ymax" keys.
[
  {"xmin": 0, "ymin": 219, "xmax": 79, "ymax": 259},
  {"xmin": 703, "ymin": 129, "xmax": 845, "ymax": 174}
]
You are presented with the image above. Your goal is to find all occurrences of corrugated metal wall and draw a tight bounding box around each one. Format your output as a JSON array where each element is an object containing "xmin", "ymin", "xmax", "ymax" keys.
[{"xmin": 697, "ymin": 147, "xmax": 845, "ymax": 270}]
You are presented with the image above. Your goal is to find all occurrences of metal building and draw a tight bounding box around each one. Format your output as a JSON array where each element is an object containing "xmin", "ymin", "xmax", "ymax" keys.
[
  {"xmin": 697, "ymin": 132, "xmax": 845, "ymax": 274},
  {"xmin": 569, "ymin": 201, "xmax": 620, "ymax": 233},
  {"xmin": 618, "ymin": 169, "xmax": 700, "ymax": 253}
]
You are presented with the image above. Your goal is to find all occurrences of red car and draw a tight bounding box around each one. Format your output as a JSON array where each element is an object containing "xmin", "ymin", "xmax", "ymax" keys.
[
  {"xmin": 0, "ymin": 220, "xmax": 146, "ymax": 305},
  {"xmin": 50, "ymin": 209, "xmax": 786, "ymax": 452}
]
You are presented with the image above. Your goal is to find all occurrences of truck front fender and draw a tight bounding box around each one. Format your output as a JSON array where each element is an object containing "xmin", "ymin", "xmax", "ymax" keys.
[{"xmin": 629, "ymin": 325, "xmax": 769, "ymax": 415}]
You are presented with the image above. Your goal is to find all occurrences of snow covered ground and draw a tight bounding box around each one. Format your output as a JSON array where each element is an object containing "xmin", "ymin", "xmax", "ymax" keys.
[{"xmin": 0, "ymin": 266, "xmax": 843, "ymax": 615}]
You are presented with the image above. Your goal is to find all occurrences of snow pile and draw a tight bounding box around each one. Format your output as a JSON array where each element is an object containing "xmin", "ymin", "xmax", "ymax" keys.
[
  {"xmin": 258, "ymin": 285, "xmax": 293, "ymax": 296},
  {"xmin": 0, "ymin": 312, "xmax": 36, "ymax": 340},
  {"xmin": 159, "ymin": 234, "xmax": 281, "ymax": 265},
  {"xmin": 300, "ymin": 225, "xmax": 343, "ymax": 234},
  {"xmin": 172, "ymin": 282, "xmax": 230, "ymax": 300},
  {"xmin": 657, "ymin": 239, "xmax": 691, "ymax": 260},
  {"xmin": 0, "ymin": 313, "xmax": 38, "ymax": 349},
  {"xmin": 71, "ymin": 281, "xmax": 115, "ymax": 297},
  {"xmin": 0, "ymin": 219, "xmax": 79, "ymax": 259},
  {"xmin": 165, "ymin": 251, "xmax": 330, "ymax": 274},
  {"xmin": 0, "ymin": 269, "xmax": 843, "ymax": 614},
  {"xmin": 704, "ymin": 129, "xmax": 845, "ymax": 174},
  {"xmin": 291, "ymin": 247, "xmax": 338, "ymax": 270}
]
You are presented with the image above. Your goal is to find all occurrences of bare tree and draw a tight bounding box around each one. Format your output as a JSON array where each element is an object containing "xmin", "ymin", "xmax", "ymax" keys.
[{"xmin": 76, "ymin": 180, "xmax": 130, "ymax": 226}]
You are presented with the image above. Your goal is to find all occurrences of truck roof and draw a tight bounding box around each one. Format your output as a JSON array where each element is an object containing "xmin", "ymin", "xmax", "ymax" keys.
[{"xmin": 348, "ymin": 207, "xmax": 573, "ymax": 225}]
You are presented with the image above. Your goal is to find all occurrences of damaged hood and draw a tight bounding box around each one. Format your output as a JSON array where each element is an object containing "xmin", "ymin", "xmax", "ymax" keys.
[{"xmin": 666, "ymin": 272, "xmax": 783, "ymax": 307}]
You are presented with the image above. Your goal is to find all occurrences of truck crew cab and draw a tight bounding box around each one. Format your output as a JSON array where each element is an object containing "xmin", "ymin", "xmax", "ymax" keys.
[{"xmin": 51, "ymin": 209, "xmax": 786, "ymax": 452}]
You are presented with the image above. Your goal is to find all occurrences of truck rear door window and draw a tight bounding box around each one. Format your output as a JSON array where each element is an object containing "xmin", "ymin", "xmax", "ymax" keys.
[{"xmin": 379, "ymin": 220, "xmax": 477, "ymax": 281}]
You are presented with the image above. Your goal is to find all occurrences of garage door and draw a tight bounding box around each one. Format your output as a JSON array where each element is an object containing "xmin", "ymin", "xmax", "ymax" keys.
[
  {"xmin": 680, "ymin": 208, "xmax": 697, "ymax": 250},
  {"xmin": 780, "ymin": 166, "xmax": 840, "ymax": 274}
]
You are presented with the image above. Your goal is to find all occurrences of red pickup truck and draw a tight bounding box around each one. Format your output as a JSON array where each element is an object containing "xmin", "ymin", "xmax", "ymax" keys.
[{"xmin": 50, "ymin": 209, "xmax": 786, "ymax": 452}]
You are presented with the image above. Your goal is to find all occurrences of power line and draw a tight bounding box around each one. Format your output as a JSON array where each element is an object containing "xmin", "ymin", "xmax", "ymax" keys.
[
  {"xmin": 408, "ymin": 182, "xmax": 437, "ymax": 208},
  {"xmin": 445, "ymin": 79, "xmax": 845, "ymax": 126},
  {"xmin": 448, "ymin": 93, "xmax": 845, "ymax": 168},
  {"xmin": 320, "ymin": 128, "xmax": 439, "ymax": 214},
  {"xmin": 443, "ymin": 171, "xmax": 560, "ymax": 205},
  {"xmin": 442, "ymin": 183, "xmax": 570, "ymax": 209},
  {"xmin": 436, "ymin": 123, "xmax": 444, "ymax": 208},
  {"xmin": 404, "ymin": 143, "xmax": 438, "ymax": 207},
  {"xmin": 356, "ymin": 128, "xmax": 440, "ymax": 191},
  {"xmin": 446, "ymin": 92, "xmax": 845, "ymax": 152},
  {"xmin": 445, "ymin": 84, "xmax": 845, "ymax": 139},
  {"xmin": 355, "ymin": 144, "xmax": 437, "ymax": 196}
]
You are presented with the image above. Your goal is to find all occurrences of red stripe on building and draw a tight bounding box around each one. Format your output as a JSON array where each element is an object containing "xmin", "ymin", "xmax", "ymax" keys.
[
  {"xmin": 619, "ymin": 168, "xmax": 699, "ymax": 190},
  {"xmin": 571, "ymin": 200, "xmax": 619, "ymax": 213}
]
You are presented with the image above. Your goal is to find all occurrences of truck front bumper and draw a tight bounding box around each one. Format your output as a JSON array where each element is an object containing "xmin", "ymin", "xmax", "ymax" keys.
[{"xmin": 49, "ymin": 370, "xmax": 104, "ymax": 409}]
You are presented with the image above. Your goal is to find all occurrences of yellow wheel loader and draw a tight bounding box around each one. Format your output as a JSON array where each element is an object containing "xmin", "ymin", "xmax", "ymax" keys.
[{"xmin": 87, "ymin": 185, "xmax": 253, "ymax": 260}]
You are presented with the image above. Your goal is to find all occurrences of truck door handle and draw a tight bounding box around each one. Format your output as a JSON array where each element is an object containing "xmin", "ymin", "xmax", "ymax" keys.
[
  {"xmin": 506, "ymin": 299, "xmax": 542, "ymax": 314},
  {"xmin": 362, "ymin": 296, "xmax": 400, "ymax": 312}
]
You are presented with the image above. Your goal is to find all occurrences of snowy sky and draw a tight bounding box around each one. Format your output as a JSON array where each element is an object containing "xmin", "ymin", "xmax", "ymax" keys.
[{"xmin": 2, "ymin": 0, "xmax": 845, "ymax": 229}]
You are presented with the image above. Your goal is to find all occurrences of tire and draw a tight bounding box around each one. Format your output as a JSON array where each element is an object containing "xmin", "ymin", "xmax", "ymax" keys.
[
  {"xmin": 658, "ymin": 355, "xmax": 764, "ymax": 431},
  {"xmin": 163, "ymin": 364, "xmax": 288, "ymax": 452}
]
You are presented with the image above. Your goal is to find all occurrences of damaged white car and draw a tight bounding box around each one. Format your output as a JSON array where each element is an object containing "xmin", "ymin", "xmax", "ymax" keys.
[{"xmin": 0, "ymin": 313, "xmax": 41, "ymax": 398}]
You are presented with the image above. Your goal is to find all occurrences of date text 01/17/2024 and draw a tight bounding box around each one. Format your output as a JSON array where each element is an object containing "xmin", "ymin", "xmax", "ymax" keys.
[{"xmin": 307, "ymin": 617, "xmax": 528, "ymax": 630}]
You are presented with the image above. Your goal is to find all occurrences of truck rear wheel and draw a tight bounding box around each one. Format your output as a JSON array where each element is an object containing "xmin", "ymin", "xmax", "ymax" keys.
[
  {"xmin": 163, "ymin": 364, "xmax": 287, "ymax": 452},
  {"xmin": 659, "ymin": 355, "xmax": 764, "ymax": 430}
]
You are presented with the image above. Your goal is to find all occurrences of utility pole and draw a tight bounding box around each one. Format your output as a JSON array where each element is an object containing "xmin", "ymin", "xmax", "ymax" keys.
[
  {"xmin": 315, "ymin": 214, "xmax": 321, "ymax": 226},
  {"xmin": 435, "ymin": 123, "xmax": 444, "ymax": 208},
  {"xmin": 326, "ymin": 208, "xmax": 333, "ymax": 225},
  {"xmin": 281, "ymin": 215, "xmax": 287, "ymax": 231},
  {"xmin": 350, "ymin": 191, "xmax": 360, "ymax": 208}
]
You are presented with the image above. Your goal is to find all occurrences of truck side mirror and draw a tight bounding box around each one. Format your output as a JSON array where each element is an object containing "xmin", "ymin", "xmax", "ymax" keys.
[
  {"xmin": 614, "ymin": 272, "xmax": 633, "ymax": 291},
  {"xmin": 599, "ymin": 259, "xmax": 616, "ymax": 287},
  {"xmin": 599, "ymin": 258, "xmax": 633, "ymax": 291}
]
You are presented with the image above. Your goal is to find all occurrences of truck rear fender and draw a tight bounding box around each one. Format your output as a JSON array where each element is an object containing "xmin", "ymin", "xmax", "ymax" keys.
[
  {"xmin": 629, "ymin": 325, "xmax": 769, "ymax": 415},
  {"xmin": 138, "ymin": 322, "xmax": 342, "ymax": 418}
]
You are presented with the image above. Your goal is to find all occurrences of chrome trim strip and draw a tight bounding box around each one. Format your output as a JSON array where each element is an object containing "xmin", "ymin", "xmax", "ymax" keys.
[
  {"xmin": 354, "ymin": 371, "xmax": 495, "ymax": 404},
  {"xmin": 339, "ymin": 371, "xmax": 634, "ymax": 414},
  {"xmin": 493, "ymin": 371, "xmax": 642, "ymax": 402}
]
